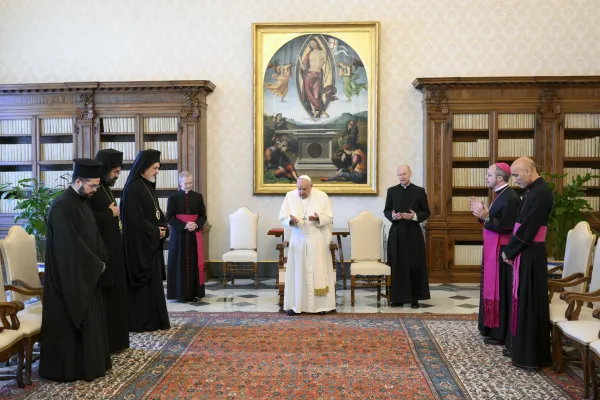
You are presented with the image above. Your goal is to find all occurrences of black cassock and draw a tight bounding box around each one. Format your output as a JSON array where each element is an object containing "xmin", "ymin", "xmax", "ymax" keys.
[
  {"xmin": 166, "ymin": 190, "xmax": 207, "ymax": 301},
  {"xmin": 477, "ymin": 186, "xmax": 520, "ymax": 341},
  {"xmin": 384, "ymin": 183, "xmax": 431, "ymax": 303},
  {"xmin": 88, "ymin": 181, "xmax": 130, "ymax": 353},
  {"xmin": 504, "ymin": 177, "xmax": 553, "ymax": 368},
  {"xmin": 39, "ymin": 188, "xmax": 112, "ymax": 381},
  {"xmin": 121, "ymin": 177, "xmax": 170, "ymax": 332}
]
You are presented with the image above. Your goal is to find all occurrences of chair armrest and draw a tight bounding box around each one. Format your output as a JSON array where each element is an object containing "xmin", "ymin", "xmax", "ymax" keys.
[
  {"xmin": 550, "ymin": 276, "xmax": 590, "ymax": 289},
  {"xmin": 549, "ymin": 272, "xmax": 584, "ymax": 284},
  {"xmin": 548, "ymin": 266, "xmax": 563, "ymax": 274},
  {"xmin": 5, "ymin": 284, "xmax": 44, "ymax": 300},
  {"xmin": 0, "ymin": 301, "xmax": 24, "ymax": 330},
  {"xmin": 566, "ymin": 293, "xmax": 600, "ymax": 304},
  {"xmin": 11, "ymin": 279, "xmax": 43, "ymax": 292},
  {"xmin": 329, "ymin": 242, "xmax": 338, "ymax": 252}
]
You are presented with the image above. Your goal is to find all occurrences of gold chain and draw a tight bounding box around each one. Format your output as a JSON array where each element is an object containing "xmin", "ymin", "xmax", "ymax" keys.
[
  {"xmin": 141, "ymin": 179, "xmax": 161, "ymax": 220},
  {"xmin": 100, "ymin": 184, "xmax": 122, "ymax": 230}
]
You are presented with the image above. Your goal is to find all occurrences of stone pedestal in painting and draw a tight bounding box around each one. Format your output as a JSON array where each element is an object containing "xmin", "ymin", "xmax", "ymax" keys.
[{"xmin": 292, "ymin": 129, "xmax": 338, "ymax": 176}]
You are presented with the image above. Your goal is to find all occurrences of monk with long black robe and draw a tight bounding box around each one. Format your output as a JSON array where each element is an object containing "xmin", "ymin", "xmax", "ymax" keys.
[
  {"xmin": 470, "ymin": 163, "xmax": 520, "ymax": 345},
  {"xmin": 502, "ymin": 157, "xmax": 553, "ymax": 368},
  {"xmin": 166, "ymin": 171, "xmax": 207, "ymax": 302},
  {"xmin": 89, "ymin": 149, "xmax": 130, "ymax": 352},
  {"xmin": 121, "ymin": 149, "xmax": 170, "ymax": 332},
  {"xmin": 39, "ymin": 159, "xmax": 111, "ymax": 382},
  {"xmin": 384, "ymin": 165, "xmax": 431, "ymax": 309}
]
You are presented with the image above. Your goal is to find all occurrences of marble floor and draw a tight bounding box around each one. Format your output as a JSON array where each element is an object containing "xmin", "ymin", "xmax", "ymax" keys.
[{"xmin": 166, "ymin": 279, "xmax": 481, "ymax": 314}]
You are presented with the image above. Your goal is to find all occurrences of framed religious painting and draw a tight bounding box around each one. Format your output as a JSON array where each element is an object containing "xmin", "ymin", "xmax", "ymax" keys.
[{"xmin": 253, "ymin": 22, "xmax": 379, "ymax": 195}]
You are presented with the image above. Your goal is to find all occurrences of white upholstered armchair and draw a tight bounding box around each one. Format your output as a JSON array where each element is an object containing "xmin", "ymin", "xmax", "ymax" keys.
[
  {"xmin": 222, "ymin": 207, "xmax": 259, "ymax": 288},
  {"xmin": 348, "ymin": 211, "xmax": 391, "ymax": 306}
]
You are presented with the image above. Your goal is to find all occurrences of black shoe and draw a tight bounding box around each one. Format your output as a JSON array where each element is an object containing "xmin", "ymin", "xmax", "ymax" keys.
[
  {"xmin": 389, "ymin": 302, "xmax": 403, "ymax": 307},
  {"xmin": 286, "ymin": 310, "xmax": 298, "ymax": 316},
  {"xmin": 483, "ymin": 337, "xmax": 505, "ymax": 346},
  {"xmin": 502, "ymin": 348, "xmax": 510, "ymax": 357},
  {"xmin": 411, "ymin": 301, "xmax": 420, "ymax": 309}
]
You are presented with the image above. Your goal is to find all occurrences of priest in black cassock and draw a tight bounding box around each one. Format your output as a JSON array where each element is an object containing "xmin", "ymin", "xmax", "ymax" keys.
[
  {"xmin": 39, "ymin": 159, "xmax": 112, "ymax": 382},
  {"xmin": 470, "ymin": 163, "xmax": 520, "ymax": 346},
  {"xmin": 384, "ymin": 165, "xmax": 431, "ymax": 309},
  {"xmin": 501, "ymin": 157, "xmax": 553, "ymax": 369},
  {"xmin": 120, "ymin": 149, "xmax": 170, "ymax": 332},
  {"xmin": 166, "ymin": 171, "xmax": 207, "ymax": 302},
  {"xmin": 89, "ymin": 149, "xmax": 130, "ymax": 353}
]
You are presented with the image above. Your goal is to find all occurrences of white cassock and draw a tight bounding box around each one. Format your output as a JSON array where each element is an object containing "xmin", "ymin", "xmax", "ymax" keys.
[{"xmin": 279, "ymin": 188, "xmax": 336, "ymax": 313}]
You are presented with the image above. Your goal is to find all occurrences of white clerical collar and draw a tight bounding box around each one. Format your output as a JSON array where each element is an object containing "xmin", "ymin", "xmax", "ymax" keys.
[
  {"xmin": 495, "ymin": 183, "xmax": 508, "ymax": 192},
  {"xmin": 401, "ymin": 183, "xmax": 411, "ymax": 189}
]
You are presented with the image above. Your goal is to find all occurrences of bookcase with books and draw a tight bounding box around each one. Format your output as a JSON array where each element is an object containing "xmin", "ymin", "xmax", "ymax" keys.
[
  {"xmin": 0, "ymin": 81, "xmax": 215, "ymax": 245},
  {"xmin": 413, "ymin": 76, "xmax": 600, "ymax": 283}
]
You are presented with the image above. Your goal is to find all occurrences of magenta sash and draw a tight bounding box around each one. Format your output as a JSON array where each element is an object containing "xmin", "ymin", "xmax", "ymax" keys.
[
  {"xmin": 482, "ymin": 229, "xmax": 511, "ymax": 328},
  {"xmin": 176, "ymin": 214, "xmax": 205, "ymax": 285},
  {"xmin": 510, "ymin": 223, "xmax": 547, "ymax": 336}
]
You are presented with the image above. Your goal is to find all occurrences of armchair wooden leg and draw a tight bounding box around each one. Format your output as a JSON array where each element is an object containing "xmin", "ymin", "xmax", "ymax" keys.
[
  {"xmin": 584, "ymin": 346, "xmax": 591, "ymax": 399},
  {"xmin": 351, "ymin": 275, "xmax": 356, "ymax": 306},
  {"xmin": 553, "ymin": 325, "xmax": 564, "ymax": 373},
  {"xmin": 222, "ymin": 262, "xmax": 227, "ymax": 287},
  {"xmin": 16, "ymin": 343, "xmax": 24, "ymax": 389},
  {"xmin": 377, "ymin": 277, "xmax": 381, "ymax": 302},
  {"xmin": 24, "ymin": 337, "xmax": 34, "ymax": 385},
  {"xmin": 386, "ymin": 275, "xmax": 391, "ymax": 305},
  {"xmin": 254, "ymin": 262, "xmax": 258, "ymax": 288},
  {"xmin": 591, "ymin": 355, "xmax": 598, "ymax": 399}
]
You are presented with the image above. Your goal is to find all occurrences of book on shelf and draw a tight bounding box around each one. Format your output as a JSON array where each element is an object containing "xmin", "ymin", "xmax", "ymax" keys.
[
  {"xmin": 498, "ymin": 139, "xmax": 534, "ymax": 157},
  {"xmin": 564, "ymin": 113, "xmax": 600, "ymax": 129},
  {"xmin": 143, "ymin": 117, "xmax": 178, "ymax": 133},
  {"xmin": 580, "ymin": 197, "xmax": 600, "ymax": 212},
  {"xmin": 101, "ymin": 117, "xmax": 135, "ymax": 133},
  {"xmin": 40, "ymin": 143, "xmax": 73, "ymax": 161},
  {"xmin": 100, "ymin": 142, "xmax": 136, "ymax": 161},
  {"xmin": 452, "ymin": 114, "xmax": 489, "ymax": 130},
  {"xmin": 498, "ymin": 113, "xmax": 535, "ymax": 130},
  {"xmin": 563, "ymin": 168, "xmax": 600, "ymax": 187},
  {"xmin": 0, "ymin": 171, "xmax": 33, "ymax": 185},
  {"xmin": 452, "ymin": 196, "xmax": 488, "ymax": 212},
  {"xmin": 156, "ymin": 170, "xmax": 179, "ymax": 189},
  {"xmin": 0, "ymin": 144, "xmax": 32, "ymax": 162},
  {"xmin": 112, "ymin": 170, "xmax": 130, "ymax": 189},
  {"xmin": 452, "ymin": 168, "xmax": 487, "ymax": 187},
  {"xmin": 40, "ymin": 170, "xmax": 71, "ymax": 188},
  {"xmin": 158, "ymin": 197, "xmax": 168, "ymax": 212},
  {"xmin": 452, "ymin": 139, "xmax": 489, "ymax": 157},
  {"xmin": 0, "ymin": 198, "xmax": 18, "ymax": 214},
  {"xmin": 0, "ymin": 119, "xmax": 31, "ymax": 135},
  {"xmin": 143, "ymin": 142, "xmax": 178, "ymax": 160},
  {"xmin": 564, "ymin": 138, "xmax": 600, "ymax": 157},
  {"xmin": 41, "ymin": 118, "xmax": 73, "ymax": 135},
  {"xmin": 454, "ymin": 244, "xmax": 483, "ymax": 266}
]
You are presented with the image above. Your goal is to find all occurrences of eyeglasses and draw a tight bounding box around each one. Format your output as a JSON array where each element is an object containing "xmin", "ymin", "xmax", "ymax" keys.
[{"xmin": 85, "ymin": 183, "xmax": 101, "ymax": 189}]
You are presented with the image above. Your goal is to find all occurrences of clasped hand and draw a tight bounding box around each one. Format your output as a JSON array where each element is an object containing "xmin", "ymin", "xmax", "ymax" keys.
[
  {"xmin": 501, "ymin": 251, "xmax": 514, "ymax": 266},
  {"xmin": 185, "ymin": 221, "xmax": 198, "ymax": 232},
  {"xmin": 469, "ymin": 197, "xmax": 489, "ymax": 219},
  {"xmin": 159, "ymin": 226, "xmax": 167, "ymax": 238},
  {"xmin": 392, "ymin": 209, "xmax": 415, "ymax": 220},
  {"xmin": 289, "ymin": 213, "xmax": 319, "ymax": 226}
]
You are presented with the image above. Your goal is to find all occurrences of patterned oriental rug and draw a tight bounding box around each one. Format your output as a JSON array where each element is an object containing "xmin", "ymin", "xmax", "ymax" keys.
[{"xmin": 0, "ymin": 312, "xmax": 584, "ymax": 399}]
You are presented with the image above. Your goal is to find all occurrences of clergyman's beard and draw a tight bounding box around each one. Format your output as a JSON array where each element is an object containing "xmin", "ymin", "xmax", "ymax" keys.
[
  {"xmin": 147, "ymin": 176, "xmax": 156, "ymax": 183},
  {"xmin": 107, "ymin": 176, "xmax": 118, "ymax": 187},
  {"xmin": 77, "ymin": 185, "xmax": 93, "ymax": 199}
]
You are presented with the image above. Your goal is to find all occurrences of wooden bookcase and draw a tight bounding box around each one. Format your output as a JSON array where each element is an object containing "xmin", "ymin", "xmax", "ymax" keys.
[
  {"xmin": 0, "ymin": 81, "xmax": 215, "ymax": 246},
  {"xmin": 413, "ymin": 76, "xmax": 600, "ymax": 283}
]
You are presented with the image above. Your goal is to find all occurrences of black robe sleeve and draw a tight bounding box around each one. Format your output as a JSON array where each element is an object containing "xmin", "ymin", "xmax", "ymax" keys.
[
  {"xmin": 194, "ymin": 193, "xmax": 207, "ymax": 231},
  {"xmin": 503, "ymin": 188, "xmax": 552, "ymax": 260},
  {"xmin": 383, "ymin": 187, "xmax": 395, "ymax": 222},
  {"xmin": 166, "ymin": 193, "xmax": 186, "ymax": 233},
  {"xmin": 48, "ymin": 200, "xmax": 105, "ymax": 331},
  {"xmin": 415, "ymin": 188, "xmax": 430, "ymax": 223},
  {"xmin": 484, "ymin": 192, "xmax": 520, "ymax": 234}
]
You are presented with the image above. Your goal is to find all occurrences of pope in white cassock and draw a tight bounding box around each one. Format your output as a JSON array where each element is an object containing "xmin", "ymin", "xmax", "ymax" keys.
[{"xmin": 279, "ymin": 175, "xmax": 337, "ymax": 316}]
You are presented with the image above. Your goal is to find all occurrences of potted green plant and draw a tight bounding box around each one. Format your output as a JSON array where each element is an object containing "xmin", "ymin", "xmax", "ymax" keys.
[
  {"xmin": 544, "ymin": 172, "xmax": 600, "ymax": 261},
  {"xmin": 1, "ymin": 176, "xmax": 69, "ymax": 262}
]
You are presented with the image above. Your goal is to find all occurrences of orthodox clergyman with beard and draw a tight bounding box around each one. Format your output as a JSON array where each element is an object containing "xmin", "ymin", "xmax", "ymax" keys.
[
  {"xmin": 120, "ymin": 149, "xmax": 170, "ymax": 332},
  {"xmin": 88, "ymin": 149, "xmax": 130, "ymax": 353},
  {"xmin": 39, "ymin": 159, "xmax": 112, "ymax": 382}
]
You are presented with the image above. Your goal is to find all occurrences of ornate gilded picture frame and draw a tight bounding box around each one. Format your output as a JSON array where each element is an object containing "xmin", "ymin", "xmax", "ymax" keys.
[{"xmin": 253, "ymin": 22, "xmax": 379, "ymax": 195}]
